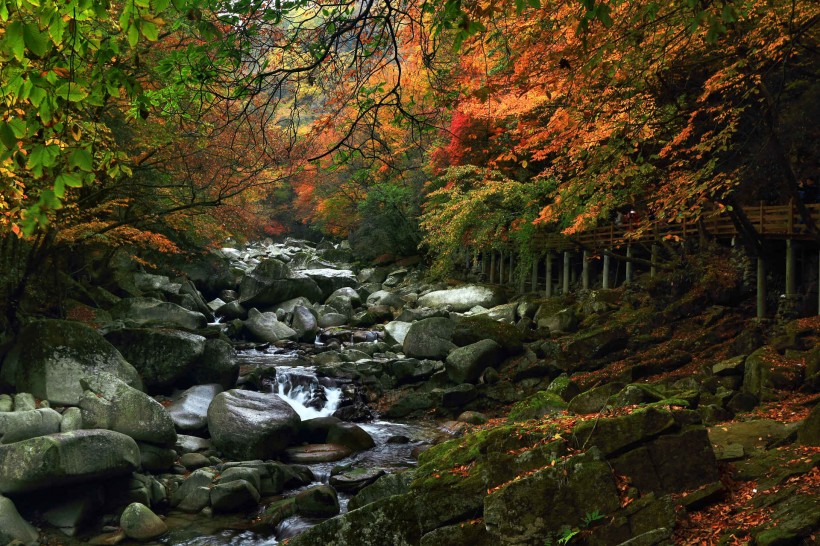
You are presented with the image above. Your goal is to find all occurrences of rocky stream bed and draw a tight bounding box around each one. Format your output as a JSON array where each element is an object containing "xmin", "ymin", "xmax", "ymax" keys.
[{"xmin": 0, "ymin": 239, "xmax": 818, "ymax": 546}]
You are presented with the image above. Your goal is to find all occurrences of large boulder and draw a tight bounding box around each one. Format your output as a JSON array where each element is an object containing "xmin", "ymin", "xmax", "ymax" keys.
[
  {"xmin": 167, "ymin": 384, "xmax": 223, "ymax": 433},
  {"xmin": 0, "ymin": 319, "xmax": 142, "ymax": 405},
  {"xmin": 208, "ymin": 389, "xmax": 301, "ymax": 460},
  {"xmin": 244, "ymin": 308, "xmax": 298, "ymax": 343},
  {"xmin": 0, "ymin": 408, "xmax": 63, "ymax": 444},
  {"xmin": 445, "ymin": 340, "xmax": 504, "ymax": 384},
  {"xmin": 0, "ymin": 430, "xmax": 140, "ymax": 494},
  {"xmin": 109, "ymin": 297, "xmax": 208, "ymax": 330},
  {"xmin": 417, "ymin": 285, "xmax": 506, "ymax": 312},
  {"xmin": 105, "ymin": 328, "xmax": 206, "ymax": 392},
  {"xmin": 79, "ymin": 373, "xmax": 177, "ymax": 447},
  {"xmin": 192, "ymin": 338, "xmax": 238, "ymax": 389},
  {"xmin": 120, "ymin": 502, "xmax": 168, "ymax": 541},
  {"xmin": 239, "ymin": 259, "xmax": 323, "ymax": 307},
  {"xmin": 403, "ymin": 318, "xmax": 457, "ymax": 360},
  {"xmin": 384, "ymin": 321, "xmax": 412, "ymax": 346},
  {"xmin": 452, "ymin": 316, "xmax": 524, "ymax": 355},
  {"xmin": 303, "ymin": 269, "xmax": 358, "ymax": 300}
]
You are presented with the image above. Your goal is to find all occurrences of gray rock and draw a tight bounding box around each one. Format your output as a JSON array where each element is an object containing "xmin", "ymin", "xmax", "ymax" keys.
[
  {"xmin": 139, "ymin": 442, "xmax": 176, "ymax": 472},
  {"xmin": 176, "ymin": 434, "xmax": 212, "ymax": 454},
  {"xmin": 417, "ymin": 285, "xmax": 506, "ymax": 312},
  {"xmin": 193, "ymin": 339, "xmax": 238, "ymax": 389},
  {"xmin": 13, "ymin": 392, "xmax": 36, "ymax": 411},
  {"xmin": 291, "ymin": 305, "xmax": 318, "ymax": 342},
  {"xmin": 79, "ymin": 372, "xmax": 177, "ymax": 447},
  {"xmin": 216, "ymin": 300, "xmax": 248, "ymax": 320},
  {"xmin": 105, "ymin": 328, "xmax": 206, "ymax": 392},
  {"xmin": 318, "ymin": 312, "xmax": 348, "ymax": 328},
  {"xmin": 208, "ymin": 389, "xmax": 300, "ymax": 460},
  {"xmin": 171, "ymin": 468, "xmax": 215, "ymax": 510},
  {"xmin": 348, "ymin": 471, "xmax": 414, "ymax": 511},
  {"xmin": 42, "ymin": 487, "xmax": 104, "ymax": 536},
  {"xmin": 0, "ymin": 319, "xmax": 142, "ymax": 405},
  {"xmin": 219, "ymin": 467, "xmax": 262, "ymax": 493},
  {"xmin": 0, "ymin": 394, "xmax": 11, "ymax": 412},
  {"xmin": 210, "ymin": 479, "xmax": 260, "ymax": 513},
  {"xmin": 60, "ymin": 407, "xmax": 83, "ymax": 432},
  {"xmin": 303, "ymin": 269, "xmax": 358, "ymax": 300},
  {"xmin": 0, "ymin": 408, "xmax": 62, "ymax": 444},
  {"xmin": 384, "ymin": 321, "xmax": 412, "ymax": 346},
  {"xmin": 239, "ymin": 259, "xmax": 323, "ymax": 307},
  {"xmin": 534, "ymin": 306, "xmax": 579, "ymax": 333},
  {"xmin": 244, "ymin": 308, "xmax": 298, "ymax": 343},
  {"xmin": 445, "ymin": 339, "xmax": 504, "ymax": 384},
  {"xmin": 109, "ymin": 297, "xmax": 207, "ymax": 330},
  {"xmin": 330, "ymin": 468, "xmax": 386, "ymax": 492},
  {"xmin": 120, "ymin": 502, "xmax": 168, "ymax": 540},
  {"xmin": 403, "ymin": 318, "xmax": 457, "ymax": 360},
  {"xmin": 0, "ymin": 495, "xmax": 39, "ymax": 545},
  {"xmin": 366, "ymin": 290, "xmax": 406, "ymax": 309},
  {"xmin": 168, "ymin": 384, "xmax": 223, "ymax": 432},
  {"xmin": 275, "ymin": 296, "xmax": 313, "ymax": 314},
  {"xmin": 0, "ymin": 429, "xmax": 140, "ymax": 494},
  {"xmin": 179, "ymin": 452, "xmax": 211, "ymax": 470}
]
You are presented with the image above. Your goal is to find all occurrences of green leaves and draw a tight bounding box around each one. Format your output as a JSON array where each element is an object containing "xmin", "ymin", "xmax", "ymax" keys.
[
  {"xmin": 69, "ymin": 148, "xmax": 94, "ymax": 172},
  {"xmin": 23, "ymin": 23, "xmax": 50, "ymax": 57}
]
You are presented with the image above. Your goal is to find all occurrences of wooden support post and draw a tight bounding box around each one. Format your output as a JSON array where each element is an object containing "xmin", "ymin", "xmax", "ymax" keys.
[
  {"xmin": 509, "ymin": 253, "xmax": 515, "ymax": 285},
  {"xmin": 531, "ymin": 256, "xmax": 539, "ymax": 293},
  {"xmin": 499, "ymin": 250, "xmax": 505, "ymax": 284},
  {"xmin": 650, "ymin": 244, "xmax": 658, "ymax": 278},
  {"xmin": 786, "ymin": 239, "xmax": 796, "ymax": 297},
  {"xmin": 757, "ymin": 256, "xmax": 766, "ymax": 319},
  {"xmin": 490, "ymin": 251, "xmax": 497, "ymax": 284},
  {"xmin": 546, "ymin": 253, "xmax": 553, "ymax": 297},
  {"xmin": 625, "ymin": 244, "xmax": 634, "ymax": 283},
  {"xmin": 582, "ymin": 250, "xmax": 589, "ymax": 289},
  {"xmin": 563, "ymin": 251, "xmax": 571, "ymax": 295},
  {"xmin": 602, "ymin": 253, "xmax": 610, "ymax": 289}
]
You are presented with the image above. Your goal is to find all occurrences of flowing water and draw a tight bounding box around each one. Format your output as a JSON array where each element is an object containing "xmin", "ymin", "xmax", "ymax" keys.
[{"xmin": 166, "ymin": 348, "xmax": 438, "ymax": 545}]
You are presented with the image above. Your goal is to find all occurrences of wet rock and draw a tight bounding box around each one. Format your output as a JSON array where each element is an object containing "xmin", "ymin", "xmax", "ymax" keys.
[
  {"xmin": 330, "ymin": 467, "xmax": 386, "ymax": 492},
  {"xmin": 105, "ymin": 328, "xmax": 206, "ymax": 392},
  {"xmin": 168, "ymin": 384, "xmax": 223, "ymax": 433},
  {"xmin": 285, "ymin": 443, "xmax": 353, "ymax": 463},
  {"xmin": 208, "ymin": 389, "xmax": 300, "ymax": 460},
  {"xmin": 109, "ymin": 297, "xmax": 207, "ymax": 330},
  {"xmin": 295, "ymin": 485, "xmax": 340, "ymax": 517},
  {"xmin": 326, "ymin": 422, "xmax": 375, "ymax": 451},
  {"xmin": 0, "ymin": 407, "xmax": 62, "ymax": 444},
  {"xmin": 175, "ymin": 435, "xmax": 212, "ymax": 454},
  {"xmin": 348, "ymin": 471, "xmax": 414, "ymax": 511},
  {"xmin": 179, "ymin": 453, "xmax": 211, "ymax": 470},
  {"xmin": 0, "ymin": 319, "xmax": 142, "ymax": 405},
  {"xmin": 171, "ymin": 468, "xmax": 215, "ymax": 510},
  {"xmin": 219, "ymin": 467, "xmax": 262, "ymax": 493},
  {"xmin": 216, "ymin": 300, "xmax": 248, "ymax": 320},
  {"xmin": 292, "ymin": 305, "xmax": 318, "ymax": 342},
  {"xmin": 120, "ymin": 502, "xmax": 167, "ymax": 541},
  {"xmin": 79, "ymin": 372, "xmax": 177, "ymax": 447},
  {"xmin": 0, "ymin": 430, "xmax": 139, "ymax": 494}
]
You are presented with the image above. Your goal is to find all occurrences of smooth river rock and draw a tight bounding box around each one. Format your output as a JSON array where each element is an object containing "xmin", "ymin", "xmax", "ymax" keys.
[
  {"xmin": 168, "ymin": 384, "xmax": 223, "ymax": 432},
  {"xmin": 208, "ymin": 389, "xmax": 300, "ymax": 460},
  {"xmin": 417, "ymin": 284, "xmax": 506, "ymax": 312}
]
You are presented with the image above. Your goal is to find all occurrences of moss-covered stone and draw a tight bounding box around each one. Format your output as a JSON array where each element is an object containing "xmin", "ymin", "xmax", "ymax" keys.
[
  {"xmin": 572, "ymin": 407, "xmax": 676, "ymax": 456},
  {"xmin": 507, "ymin": 391, "xmax": 567, "ymax": 422}
]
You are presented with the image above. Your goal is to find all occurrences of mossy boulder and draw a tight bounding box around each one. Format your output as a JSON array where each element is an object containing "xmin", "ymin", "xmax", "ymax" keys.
[
  {"xmin": 572, "ymin": 407, "xmax": 676, "ymax": 456},
  {"xmin": 564, "ymin": 326, "xmax": 629, "ymax": 362},
  {"xmin": 120, "ymin": 502, "xmax": 167, "ymax": 541},
  {"xmin": 239, "ymin": 259, "xmax": 323, "ymax": 306},
  {"xmin": 403, "ymin": 317, "xmax": 457, "ymax": 359},
  {"xmin": 0, "ymin": 319, "xmax": 142, "ymax": 405},
  {"xmin": 445, "ymin": 339, "xmax": 504, "ymax": 384},
  {"xmin": 545, "ymin": 374, "xmax": 581, "ymax": 402},
  {"xmin": 109, "ymin": 297, "xmax": 207, "ymax": 330},
  {"xmin": 798, "ymin": 402, "xmax": 820, "ymax": 446},
  {"xmin": 349, "ymin": 470, "xmax": 415, "ymax": 511},
  {"xmin": 567, "ymin": 382, "xmax": 626, "ymax": 415},
  {"xmin": 743, "ymin": 346, "xmax": 804, "ymax": 401},
  {"xmin": 508, "ymin": 391, "xmax": 567, "ymax": 422},
  {"xmin": 451, "ymin": 316, "xmax": 524, "ymax": 355},
  {"xmin": 483, "ymin": 452, "xmax": 620, "ymax": 545}
]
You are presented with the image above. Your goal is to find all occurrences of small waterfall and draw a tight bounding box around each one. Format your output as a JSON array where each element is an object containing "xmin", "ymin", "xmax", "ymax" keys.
[{"xmin": 273, "ymin": 367, "xmax": 342, "ymax": 420}]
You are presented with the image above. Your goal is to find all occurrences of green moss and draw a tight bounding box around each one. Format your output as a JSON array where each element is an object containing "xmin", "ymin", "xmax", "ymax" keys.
[{"xmin": 508, "ymin": 391, "xmax": 567, "ymax": 422}]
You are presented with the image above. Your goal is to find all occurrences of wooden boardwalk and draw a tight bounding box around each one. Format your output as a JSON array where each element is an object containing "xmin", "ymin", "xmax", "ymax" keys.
[{"xmin": 529, "ymin": 201, "xmax": 820, "ymax": 252}]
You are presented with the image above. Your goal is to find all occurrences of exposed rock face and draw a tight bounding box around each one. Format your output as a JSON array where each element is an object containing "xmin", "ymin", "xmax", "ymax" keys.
[
  {"xmin": 79, "ymin": 372, "xmax": 177, "ymax": 447},
  {"xmin": 239, "ymin": 259, "xmax": 323, "ymax": 307},
  {"xmin": 208, "ymin": 389, "xmax": 300, "ymax": 460},
  {"xmin": 109, "ymin": 297, "xmax": 208, "ymax": 330},
  {"xmin": 0, "ymin": 319, "xmax": 142, "ymax": 405},
  {"xmin": 0, "ymin": 430, "xmax": 140, "ymax": 494},
  {"xmin": 417, "ymin": 285, "xmax": 506, "ymax": 312},
  {"xmin": 105, "ymin": 328, "xmax": 206, "ymax": 392}
]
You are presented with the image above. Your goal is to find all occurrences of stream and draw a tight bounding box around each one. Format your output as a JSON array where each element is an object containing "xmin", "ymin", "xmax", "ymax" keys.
[{"xmin": 165, "ymin": 347, "xmax": 438, "ymax": 545}]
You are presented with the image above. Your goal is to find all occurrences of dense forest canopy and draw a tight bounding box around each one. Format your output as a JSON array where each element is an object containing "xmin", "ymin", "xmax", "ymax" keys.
[{"xmin": 0, "ymin": 0, "xmax": 818, "ymax": 318}]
